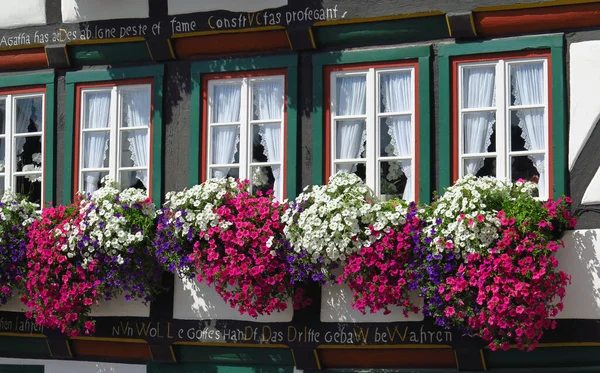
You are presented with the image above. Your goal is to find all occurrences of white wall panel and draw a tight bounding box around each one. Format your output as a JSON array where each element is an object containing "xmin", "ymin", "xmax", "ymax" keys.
[
  {"xmin": 0, "ymin": 358, "xmax": 145, "ymax": 373},
  {"xmin": 168, "ymin": 0, "xmax": 287, "ymax": 15},
  {"xmin": 62, "ymin": 0, "xmax": 148, "ymax": 23},
  {"xmin": 0, "ymin": 0, "xmax": 46, "ymax": 29}
]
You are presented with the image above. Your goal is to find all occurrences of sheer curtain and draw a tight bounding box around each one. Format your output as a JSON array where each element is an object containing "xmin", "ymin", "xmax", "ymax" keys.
[
  {"xmin": 336, "ymin": 76, "xmax": 366, "ymax": 173},
  {"xmin": 124, "ymin": 90, "xmax": 151, "ymax": 188},
  {"xmin": 462, "ymin": 66, "xmax": 496, "ymax": 175},
  {"xmin": 512, "ymin": 63, "xmax": 546, "ymax": 195},
  {"xmin": 255, "ymin": 80, "xmax": 283, "ymax": 200},
  {"xmin": 212, "ymin": 85, "xmax": 241, "ymax": 178},
  {"xmin": 381, "ymin": 72, "xmax": 413, "ymax": 201},
  {"xmin": 15, "ymin": 98, "xmax": 35, "ymax": 157},
  {"xmin": 84, "ymin": 92, "xmax": 111, "ymax": 193}
]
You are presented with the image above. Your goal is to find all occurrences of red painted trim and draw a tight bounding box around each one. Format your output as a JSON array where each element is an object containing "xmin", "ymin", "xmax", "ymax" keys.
[
  {"xmin": 73, "ymin": 78, "xmax": 154, "ymax": 198},
  {"xmin": 174, "ymin": 31, "xmax": 290, "ymax": 59},
  {"xmin": 201, "ymin": 69, "xmax": 288, "ymax": 199},
  {"xmin": 0, "ymin": 48, "xmax": 47, "ymax": 71},
  {"xmin": 450, "ymin": 51, "xmax": 553, "ymax": 198},
  {"xmin": 324, "ymin": 60, "xmax": 420, "ymax": 201},
  {"xmin": 475, "ymin": 3, "xmax": 600, "ymax": 37}
]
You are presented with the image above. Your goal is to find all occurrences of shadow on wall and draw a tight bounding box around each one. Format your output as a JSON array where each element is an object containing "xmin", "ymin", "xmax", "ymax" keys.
[{"xmin": 557, "ymin": 229, "xmax": 600, "ymax": 318}]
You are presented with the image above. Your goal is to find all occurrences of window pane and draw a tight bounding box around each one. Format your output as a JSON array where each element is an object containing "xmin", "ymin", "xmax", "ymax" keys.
[
  {"xmin": 462, "ymin": 66, "xmax": 496, "ymax": 109},
  {"xmin": 463, "ymin": 112, "xmax": 496, "ymax": 154},
  {"xmin": 252, "ymin": 80, "xmax": 283, "ymax": 121},
  {"xmin": 511, "ymin": 155, "xmax": 543, "ymax": 197},
  {"xmin": 0, "ymin": 99, "xmax": 5, "ymax": 134},
  {"xmin": 83, "ymin": 91, "xmax": 111, "ymax": 129},
  {"xmin": 335, "ymin": 120, "xmax": 366, "ymax": 160},
  {"xmin": 120, "ymin": 170, "xmax": 147, "ymax": 191},
  {"xmin": 380, "ymin": 71, "xmax": 412, "ymax": 113},
  {"xmin": 121, "ymin": 89, "xmax": 150, "ymax": 128},
  {"xmin": 380, "ymin": 116, "xmax": 411, "ymax": 157},
  {"xmin": 15, "ymin": 97, "xmax": 43, "ymax": 133},
  {"xmin": 463, "ymin": 157, "xmax": 496, "ymax": 177},
  {"xmin": 211, "ymin": 125, "xmax": 239, "ymax": 165},
  {"xmin": 15, "ymin": 175, "xmax": 41, "ymax": 204},
  {"xmin": 212, "ymin": 84, "xmax": 241, "ymax": 123},
  {"xmin": 16, "ymin": 136, "xmax": 42, "ymax": 172},
  {"xmin": 210, "ymin": 167, "xmax": 239, "ymax": 179},
  {"xmin": 121, "ymin": 130, "xmax": 149, "ymax": 167},
  {"xmin": 251, "ymin": 165, "xmax": 275, "ymax": 196},
  {"xmin": 510, "ymin": 108, "xmax": 545, "ymax": 152},
  {"xmin": 335, "ymin": 163, "xmax": 366, "ymax": 183},
  {"xmin": 380, "ymin": 160, "xmax": 409, "ymax": 201},
  {"xmin": 252, "ymin": 124, "xmax": 280, "ymax": 163},
  {"xmin": 83, "ymin": 132, "xmax": 110, "ymax": 168},
  {"xmin": 82, "ymin": 171, "xmax": 109, "ymax": 194},
  {"xmin": 510, "ymin": 62, "xmax": 544, "ymax": 106},
  {"xmin": 336, "ymin": 75, "xmax": 366, "ymax": 116}
]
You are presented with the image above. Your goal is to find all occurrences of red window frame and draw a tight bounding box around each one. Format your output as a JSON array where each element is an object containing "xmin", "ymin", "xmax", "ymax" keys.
[
  {"xmin": 201, "ymin": 68, "xmax": 288, "ymax": 198},
  {"xmin": 324, "ymin": 60, "xmax": 420, "ymax": 201},
  {"xmin": 0, "ymin": 85, "xmax": 47, "ymax": 201},
  {"xmin": 73, "ymin": 78, "xmax": 155, "ymax": 199},
  {"xmin": 450, "ymin": 50, "xmax": 553, "ymax": 198}
]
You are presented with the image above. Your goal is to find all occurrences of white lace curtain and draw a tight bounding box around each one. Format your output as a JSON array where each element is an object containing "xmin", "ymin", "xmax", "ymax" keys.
[
  {"xmin": 512, "ymin": 63, "xmax": 546, "ymax": 195},
  {"xmin": 83, "ymin": 92, "xmax": 111, "ymax": 193},
  {"xmin": 336, "ymin": 76, "xmax": 366, "ymax": 173},
  {"xmin": 212, "ymin": 85, "xmax": 241, "ymax": 178},
  {"xmin": 123, "ymin": 90, "xmax": 151, "ymax": 189},
  {"xmin": 381, "ymin": 72, "xmax": 413, "ymax": 201},
  {"xmin": 255, "ymin": 81, "xmax": 284, "ymax": 200},
  {"xmin": 15, "ymin": 98, "xmax": 37, "ymax": 158},
  {"xmin": 462, "ymin": 66, "xmax": 496, "ymax": 175}
]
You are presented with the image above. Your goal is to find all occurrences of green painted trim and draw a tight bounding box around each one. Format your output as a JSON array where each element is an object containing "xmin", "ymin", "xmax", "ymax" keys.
[
  {"xmin": 438, "ymin": 55, "xmax": 452, "ymax": 193},
  {"xmin": 0, "ymin": 365, "xmax": 44, "ymax": 373},
  {"xmin": 191, "ymin": 55, "xmax": 298, "ymax": 76},
  {"xmin": 44, "ymin": 82, "xmax": 55, "ymax": 205},
  {"xmin": 152, "ymin": 72, "xmax": 165, "ymax": 204},
  {"xmin": 67, "ymin": 42, "xmax": 151, "ymax": 67},
  {"xmin": 312, "ymin": 60, "xmax": 324, "ymax": 186},
  {"xmin": 311, "ymin": 46, "xmax": 433, "ymax": 197},
  {"xmin": 63, "ymin": 65, "xmax": 165, "ymax": 204},
  {"xmin": 0, "ymin": 71, "xmax": 56, "ymax": 205},
  {"xmin": 148, "ymin": 364, "xmax": 293, "ymax": 373},
  {"xmin": 436, "ymin": 34, "xmax": 566, "ymax": 196},
  {"xmin": 189, "ymin": 54, "xmax": 300, "ymax": 198},
  {"xmin": 189, "ymin": 72, "xmax": 201, "ymax": 187},
  {"xmin": 418, "ymin": 56, "xmax": 431, "ymax": 203},
  {"xmin": 438, "ymin": 34, "xmax": 563, "ymax": 57},
  {"xmin": 66, "ymin": 65, "xmax": 164, "ymax": 84},
  {"xmin": 0, "ymin": 72, "xmax": 54, "ymax": 88},
  {"xmin": 313, "ymin": 45, "xmax": 430, "ymax": 67},
  {"xmin": 63, "ymin": 83, "xmax": 75, "ymax": 204},
  {"xmin": 286, "ymin": 64, "xmax": 299, "ymax": 198},
  {"xmin": 551, "ymin": 43, "xmax": 567, "ymax": 197}
]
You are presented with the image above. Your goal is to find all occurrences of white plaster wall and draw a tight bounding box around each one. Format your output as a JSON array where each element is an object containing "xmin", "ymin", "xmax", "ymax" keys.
[
  {"xmin": 569, "ymin": 41, "xmax": 600, "ymax": 170},
  {"xmin": 168, "ymin": 0, "xmax": 287, "ymax": 15},
  {"xmin": 554, "ymin": 229, "xmax": 600, "ymax": 319},
  {"xmin": 62, "ymin": 0, "xmax": 148, "ymax": 23},
  {"xmin": 0, "ymin": 293, "xmax": 149, "ymax": 317},
  {"xmin": 582, "ymin": 168, "xmax": 600, "ymax": 205},
  {"xmin": 173, "ymin": 276, "xmax": 293, "ymax": 321},
  {"xmin": 0, "ymin": 358, "xmax": 144, "ymax": 373},
  {"xmin": 321, "ymin": 283, "xmax": 424, "ymax": 323},
  {"xmin": 0, "ymin": 0, "xmax": 46, "ymax": 29}
]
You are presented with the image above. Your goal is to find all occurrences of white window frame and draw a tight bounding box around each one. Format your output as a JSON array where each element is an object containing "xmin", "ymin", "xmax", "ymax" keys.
[
  {"xmin": 206, "ymin": 75, "xmax": 285, "ymax": 196},
  {"xmin": 0, "ymin": 92, "xmax": 45, "ymax": 203},
  {"xmin": 78, "ymin": 84, "xmax": 152, "ymax": 193},
  {"xmin": 457, "ymin": 57, "xmax": 549, "ymax": 198},
  {"xmin": 329, "ymin": 66, "xmax": 417, "ymax": 199}
]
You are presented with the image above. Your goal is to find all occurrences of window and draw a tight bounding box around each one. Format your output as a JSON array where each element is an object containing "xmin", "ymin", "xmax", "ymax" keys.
[
  {"xmin": 327, "ymin": 63, "xmax": 417, "ymax": 201},
  {"xmin": 77, "ymin": 83, "xmax": 152, "ymax": 194},
  {"xmin": 205, "ymin": 73, "xmax": 285, "ymax": 200},
  {"xmin": 0, "ymin": 91, "xmax": 45, "ymax": 204},
  {"xmin": 454, "ymin": 54, "xmax": 550, "ymax": 198}
]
